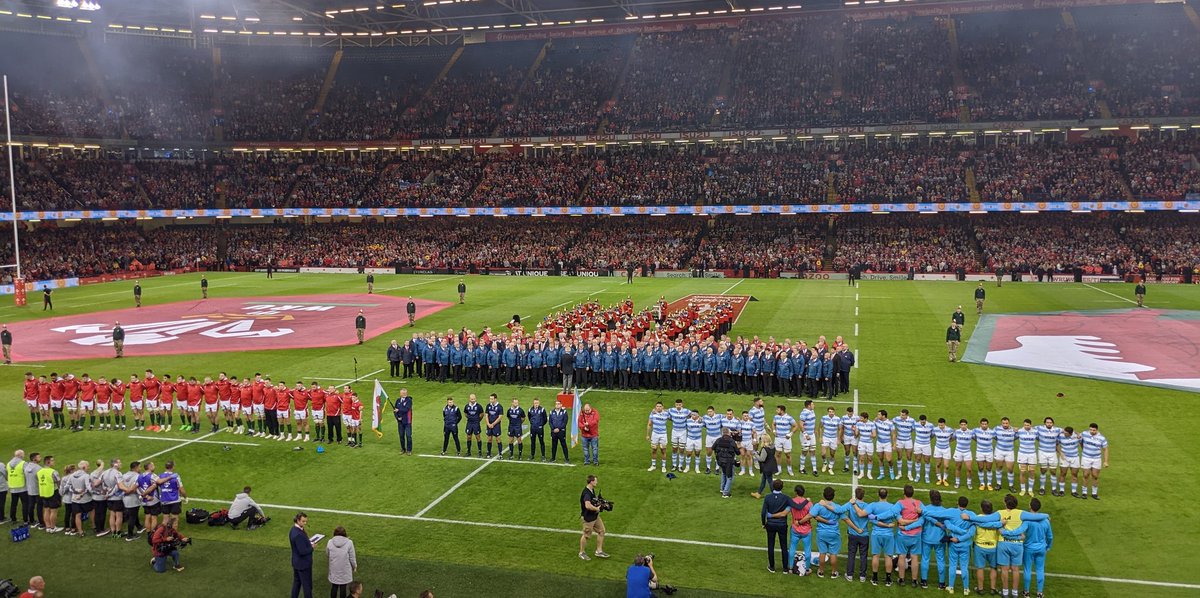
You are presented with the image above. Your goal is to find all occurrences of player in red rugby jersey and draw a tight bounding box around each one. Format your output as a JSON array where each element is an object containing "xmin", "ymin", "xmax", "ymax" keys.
[
  {"xmin": 95, "ymin": 376, "xmax": 111, "ymax": 430},
  {"xmin": 217, "ymin": 373, "xmax": 235, "ymax": 432},
  {"xmin": 36, "ymin": 375, "xmax": 51, "ymax": 429},
  {"xmin": 261, "ymin": 377, "xmax": 278, "ymax": 439},
  {"xmin": 250, "ymin": 376, "xmax": 266, "ymax": 436},
  {"xmin": 159, "ymin": 374, "xmax": 176, "ymax": 431},
  {"xmin": 62, "ymin": 373, "xmax": 80, "ymax": 432},
  {"xmin": 309, "ymin": 382, "xmax": 326, "ymax": 443},
  {"xmin": 202, "ymin": 376, "xmax": 220, "ymax": 433},
  {"xmin": 237, "ymin": 379, "xmax": 253, "ymax": 435},
  {"xmin": 110, "ymin": 377, "xmax": 128, "ymax": 430},
  {"xmin": 184, "ymin": 377, "xmax": 203, "ymax": 433},
  {"xmin": 142, "ymin": 370, "xmax": 163, "ymax": 431},
  {"xmin": 276, "ymin": 381, "xmax": 294, "ymax": 441},
  {"xmin": 128, "ymin": 374, "xmax": 146, "ymax": 430},
  {"xmin": 344, "ymin": 387, "xmax": 363, "ymax": 448},
  {"xmin": 290, "ymin": 382, "xmax": 311, "ymax": 442},
  {"xmin": 79, "ymin": 374, "xmax": 97, "ymax": 430},
  {"xmin": 23, "ymin": 372, "xmax": 38, "ymax": 428}
]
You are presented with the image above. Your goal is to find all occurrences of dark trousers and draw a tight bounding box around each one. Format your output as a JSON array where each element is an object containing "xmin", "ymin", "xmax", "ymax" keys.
[
  {"xmin": 840, "ymin": 371, "xmax": 851, "ymax": 392},
  {"xmin": 396, "ymin": 417, "xmax": 412, "ymax": 452},
  {"xmin": 561, "ymin": 372, "xmax": 574, "ymax": 392},
  {"xmin": 551, "ymin": 433, "xmax": 568, "ymax": 461},
  {"xmin": 389, "ymin": 361, "xmax": 400, "ymax": 377},
  {"xmin": 327, "ymin": 416, "xmax": 343, "ymax": 442},
  {"xmin": 92, "ymin": 499, "xmax": 107, "ymax": 532},
  {"xmin": 442, "ymin": 427, "xmax": 461, "ymax": 453},
  {"xmin": 330, "ymin": 583, "xmax": 350, "ymax": 598},
  {"xmin": 0, "ymin": 491, "xmax": 5, "ymax": 521},
  {"xmin": 228, "ymin": 510, "xmax": 253, "ymax": 528},
  {"xmin": 6, "ymin": 491, "xmax": 18, "ymax": 521},
  {"xmin": 266, "ymin": 410, "xmax": 278, "ymax": 435},
  {"xmin": 529, "ymin": 430, "xmax": 545, "ymax": 457},
  {"xmin": 618, "ymin": 370, "xmax": 629, "ymax": 389},
  {"xmin": 766, "ymin": 525, "xmax": 788, "ymax": 570},
  {"xmin": 402, "ymin": 362, "xmax": 414, "ymax": 378},
  {"xmin": 439, "ymin": 364, "xmax": 449, "ymax": 383},
  {"xmin": 847, "ymin": 534, "xmax": 869, "ymax": 578},
  {"xmin": 292, "ymin": 567, "xmax": 313, "ymax": 598},
  {"xmin": 21, "ymin": 493, "xmax": 38, "ymax": 524}
]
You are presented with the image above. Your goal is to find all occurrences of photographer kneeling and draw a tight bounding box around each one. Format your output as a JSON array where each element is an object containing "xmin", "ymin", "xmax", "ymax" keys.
[
  {"xmin": 626, "ymin": 554, "xmax": 658, "ymax": 598},
  {"xmin": 150, "ymin": 521, "xmax": 189, "ymax": 573}
]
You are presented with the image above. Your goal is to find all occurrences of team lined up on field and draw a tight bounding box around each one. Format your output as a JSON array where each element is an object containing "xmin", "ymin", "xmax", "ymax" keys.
[
  {"xmin": 21, "ymin": 371, "xmax": 373, "ymax": 447},
  {"xmin": 645, "ymin": 399, "xmax": 1111, "ymax": 498}
]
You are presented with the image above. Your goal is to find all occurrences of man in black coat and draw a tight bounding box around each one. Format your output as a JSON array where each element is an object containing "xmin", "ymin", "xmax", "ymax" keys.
[
  {"xmin": 406, "ymin": 297, "xmax": 417, "ymax": 327},
  {"xmin": 760, "ymin": 479, "xmax": 791, "ymax": 573},
  {"xmin": 713, "ymin": 428, "xmax": 740, "ymax": 498},
  {"xmin": 400, "ymin": 341, "xmax": 415, "ymax": 379},
  {"xmin": 560, "ymin": 347, "xmax": 576, "ymax": 393}
]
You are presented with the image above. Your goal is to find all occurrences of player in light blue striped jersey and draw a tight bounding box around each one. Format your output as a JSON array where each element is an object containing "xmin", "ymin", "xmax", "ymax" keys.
[
  {"xmin": 820, "ymin": 407, "xmax": 841, "ymax": 474},
  {"xmin": 952, "ymin": 419, "xmax": 974, "ymax": 489},
  {"xmin": 841, "ymin": 406, "xmax": 858, "ymax": 473},
  {"xmin": 683, "ymin": 411, "xmax": 705, "ymax": 473},
  {"xmin": 913, "ymin": 415, "xmax": 934, "ymax": 483},
  {"xmin": 702, "ymin": 406, "xmax": 723, "ymax": 475},
  {"xmin": 874, "ymin": 411, "xmax": 895, "ymax": 481},
  {"xmin": 854, "ymin": 413, "xmax": 877, "ymax": 479},
  {"xmin": 771, "ymin": 405, "xmax": 798, "ymax": 476},
  {"xmin": 1080, "ymin": 423, "xmax": 1109, "ymax": 500},
  {"xmin": 749, "ymin": 398, "xmax": 766, "ymax": 473},
  {"xmin": 1056, "ymin": 426, "xmax": 1082, "ymax": 497},
  {"xmin": 667, "ymin": 399, "xmax": 690, "ymax": 472},
  {"xmin": 1016, "ymin": 419, "xmax": 1039, "ymax": 496},
  {"xmin": 993, "ymin": 417, "xmax": 1018, "ymax": 492},
  {"xmin": 892, "ymin": 410, "xmax": 917, "ymax": 481},
  {"xmin": 798, "ymin": 400, "xmax": 818, "ymax": 476},
  {"xmin": 973, "ymin": 418, "xmax": 997, "ymax": 491},
  {"xmin": 646, "ymin": 402, "xmax": 670, "ymax": 473},
  {"xmin": 1035, "ymin": 417, "xmax": 1061, "ymax": 496}
]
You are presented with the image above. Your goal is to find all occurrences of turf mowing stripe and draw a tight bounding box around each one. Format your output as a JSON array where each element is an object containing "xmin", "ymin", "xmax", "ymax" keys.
[
  {"xmin": 1083, "ymin": 283, "xmax": 1140, "ymax": 306},
  {"xmin": 183, "ymin": 497, "xmax": 1200, "ymax": 590},
  {"xmin": 416, "ymin": 453, "xmax": 576, "ymax": 467},
  {"xmin": 136, "ymin": 431, "xmax": 220, "ymax": 461},
  {"xmin": 780, "ymin": 478, "xmax": 958, "ymax": 495},
  {"xmin": 128, "ymin": 434, "xmax": 260, "ymax": 447}
]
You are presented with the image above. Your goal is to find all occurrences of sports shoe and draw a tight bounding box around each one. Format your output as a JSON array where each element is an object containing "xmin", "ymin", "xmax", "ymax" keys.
[
  {"xmin": 595, "ymin": 551, "xmax": 610, "ymax": 559},
  {"xmin": 125, "ymin": 533, "xmax": 137, "ymax": 542},
  {"xmin": 867, "ymin": 471, "xmax": 874, "ymax": 480},
  {"xmin": 1091, "ymin": 494, "xmax": 1100, "ymax": 500},
  {"xmin": 705, "ymin": 467, "xmax": 711, "ymax": 475},
  {"xmin": 871, "ymin": 578, "xmax": 879, "ymax": 586},
  {"xmin": 96, "ymin": 530, "xmax": 110, "ymax": 538},
  {"xmin": 816, "ymin": 570, "xmax": 823, "ymax": 578},
  {"xmin": 578, "ymin": 552, "xmax": 591, "ymax": 561},
  {"xmin": 831, "ymin": 572, "xmax": 840, "ymax": 579},
  {"xmin": 963, "ymin": 589, "xmax": 970, "ymax": 596},
  {"xmin": 682, "ymin": 465, "xmax": 689, "ymax": 473},
  {"xmin": 860, "ymin": 576, "xmax": 867, "ymax": 583},
  {"xmin": 660, "ymin": 464, "xmax": 666, "ymax": 473},
  {"xmin": 304, "ymin": 434, "xmax": 311, "ymax": 442},
  {"xmin": 173, "ymin": 565, "xmax": 185, "ymax": 572}
]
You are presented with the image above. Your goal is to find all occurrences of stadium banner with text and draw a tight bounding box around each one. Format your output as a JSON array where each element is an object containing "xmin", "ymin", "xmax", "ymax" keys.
[
  {"xmin": 298, "ymin": 267, "xmax": 395, "ymax": 275},
  {"xmin": 0, "ymin": 277, "xmax": 79, "ymax": 295},
  {"xmin": 8, "ymin": 199, "xmax": 1199, "ymax": 222}
]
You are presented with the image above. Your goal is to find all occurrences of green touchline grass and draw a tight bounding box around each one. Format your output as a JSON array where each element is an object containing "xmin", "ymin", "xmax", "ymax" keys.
[{"xmin": 1, "ymin": 274, "xmax": 1198, "ymax": 598}]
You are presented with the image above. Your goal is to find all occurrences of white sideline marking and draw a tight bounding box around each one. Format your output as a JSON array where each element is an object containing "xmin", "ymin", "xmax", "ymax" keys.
[
  {"xmin": 525, "ymin": 385, "xmax": 648, "ymax": 395},
  {"xmin": 720, "ymin": 279, "xmax": 744, "ymax": 295},
  {"xmin": 854, "ymin": 323, "xmax": 859, "ymax": 337},
  {"xmin": 788, "ymin": 398, "xmax": 925, "ymax": 408},
  {"xmin": 377, "ymin": 276, "xmax": 456, "ymax": 293},
  {"xmin": 345, "ymin": 368, "xmax": 386, "ymax": 386},
  {"xmin": 182, "ymin": 497, "xmax": 1200, "ymax": 589},
  {"xmin": 415, "ymin": 427, "xmax": 534, "ymax": 518},
  {"xmin": 136, "ymin": 431, "xmax": 219, "ymax": 461},
  {"xmin": 1, "ymin": 363, "xmax": 45, "ymax": 367},
  {"xmin": 855, "ymin": 306, "xmax": 858, "ymax": 316},
  {"xmin": 128, "ymin": 434, "xmax": 260, "ymax": 447},
  {"xmin": 1082, "ymin": 283, "xmax": 1139, "ymax": 306},
  {"xmin": 417, "ymin": 453, "xmax": 575, "ymax": 467},
  {"xmin": 854, "ymin": 349, "xmax": 859, "ymax": 369}
]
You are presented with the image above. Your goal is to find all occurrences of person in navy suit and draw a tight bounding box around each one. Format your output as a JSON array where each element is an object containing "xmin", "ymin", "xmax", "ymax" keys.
[
  {"xmin": 393, "ymin": 389, "xmax": 413, "ymax": 455},
  {"xmin": 290, "ymin": 512, "xmax": 314, "ymax": 598}
]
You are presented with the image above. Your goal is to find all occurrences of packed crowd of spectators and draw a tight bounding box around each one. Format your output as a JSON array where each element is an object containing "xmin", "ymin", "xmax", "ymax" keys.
[
  {"xmin": 2, "ymin": 160, "xmax": 75, "ymax": 212},
  {"xmin": 8, "ymin": 212, "xmax": 1200, "ymax": 281},
  {"xmin": 496, "ymin": 38, "xmax": 628, "ymax": 137},
  {"xmin": 606, "ymin": 29, "xmax": 732, "ymax": 132},
  {"xmin": 1122, "ymin": 134, "xmax": 1200, "ymax": 200},
  {"xmin": 833, "ymin": 214, "xmax": 978, "ymax": 273},
  {"xmin": 217, "ymin": 51, "xmax": 328, "ymax": 141},
  {"xmin": 693, "ymin": 215, "xmax": 826, "ymax": 273},
  {"xmin": 833, "ymin": 144, "xmax": 970, "ymax": 203},
  {"xmin": 135, "ymin": 160, "xmax": 217, "ymax": 209},
  {"xmin": 957, "ymin": 12, "xmax": 1098, "ymax": 122},
  {"xmin": 974, "ymin": 213, "xmax": 1132, "ymax": 274},
  {"xmin": 972, "ymin": 141, "xmax": 1126, "ymax": 202},
  {"xmin": 723, "ymin": 18, "xmax": 837, "ymax": 128},
  {"xmin": 469, "ymin": 153, "xmax": 591, "ymax": 206},
  {"xmin": 838, "ymin": 19, "xmax": 959, "ymax": 125}
]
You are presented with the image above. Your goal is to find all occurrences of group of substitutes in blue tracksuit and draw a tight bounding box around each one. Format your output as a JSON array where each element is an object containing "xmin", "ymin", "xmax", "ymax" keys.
[
  {"xmin": 410, "ymin": 335, "xmax": 854, "ymax": 397},
  {"xmin": 786, "ymin": 485, "xmax": 1052, "ymax": 598}
]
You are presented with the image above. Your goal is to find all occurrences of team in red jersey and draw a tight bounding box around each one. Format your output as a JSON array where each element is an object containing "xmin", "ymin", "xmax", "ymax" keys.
[{"xmin": 21, "ymin": 369, "xmax": 363, "ymax": 447}]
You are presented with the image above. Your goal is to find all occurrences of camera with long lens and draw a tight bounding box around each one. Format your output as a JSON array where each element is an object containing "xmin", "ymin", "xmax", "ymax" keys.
[
  {"xmin": 591, "ymin": 497, "xmax": 614, "ymax": 512},
  {"xmin": 160, "ymin": 537, "xmax": 193, "ymax": 552}
]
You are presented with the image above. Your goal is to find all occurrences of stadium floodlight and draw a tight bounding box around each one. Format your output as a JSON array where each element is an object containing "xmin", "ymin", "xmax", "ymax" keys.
[
  {"xmin": 56, "ymin": 0, "xmax": 79, "ymax": 7},
  {"xmin": 80, "ymin": 1, "xmax": 101, "ymax": 10}
]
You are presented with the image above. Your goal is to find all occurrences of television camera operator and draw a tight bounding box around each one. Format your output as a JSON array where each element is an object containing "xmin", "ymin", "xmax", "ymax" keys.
[
  {"xmin": 150, "ymin": 520, "xmax": 189, "ymax": 573},
  {"xmin": 578, "ymin": 474, "xmax": 611, "ymax": 561}
]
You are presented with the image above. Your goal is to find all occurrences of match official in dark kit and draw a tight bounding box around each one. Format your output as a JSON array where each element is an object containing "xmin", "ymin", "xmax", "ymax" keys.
[
  {"xmin": 527, "ymin": 399, "xmax": 547, "ymax": 462},
  {"xmin": 441, "ymin": 397, "xmax": 462, "ymax": 456},
  {"xmin": 393, "ymin": 389, "xmax": 413, "ymax": 455}
]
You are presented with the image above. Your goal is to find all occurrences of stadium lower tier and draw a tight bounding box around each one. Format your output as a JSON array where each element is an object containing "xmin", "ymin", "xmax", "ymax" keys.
[{"xmin": 1, "ymin": 212, "xmax": 1196, "ymax": 284}]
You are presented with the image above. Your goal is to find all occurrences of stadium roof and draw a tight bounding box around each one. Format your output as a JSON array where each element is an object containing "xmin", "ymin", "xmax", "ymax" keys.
[{"xmin": 0, "ymin": 0, "xmax": 939, "ymax": 43}]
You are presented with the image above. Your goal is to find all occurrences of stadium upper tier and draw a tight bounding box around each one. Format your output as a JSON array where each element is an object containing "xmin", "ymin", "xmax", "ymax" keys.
[
  {"xmin": 3, "ymin": 134, "xmax": 1197, "ymax": 211},
  {"xmin": 3, "ymin": 4, "xmax": 1199, "ymax": 142},
  {"xmin": 3, "ymin": 213, "xmax": 1196, "ymax": 283}
]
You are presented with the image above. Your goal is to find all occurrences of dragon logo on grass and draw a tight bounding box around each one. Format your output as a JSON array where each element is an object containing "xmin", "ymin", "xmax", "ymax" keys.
[{"xmin": 963, "ymin": 309, "xmax": 1200, "ymax": 393}]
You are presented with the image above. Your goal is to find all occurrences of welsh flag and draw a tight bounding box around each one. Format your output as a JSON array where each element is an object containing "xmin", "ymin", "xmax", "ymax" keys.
[{"xmin": 371, "ymin": 379, "xmax": 389, "ymax": 438}]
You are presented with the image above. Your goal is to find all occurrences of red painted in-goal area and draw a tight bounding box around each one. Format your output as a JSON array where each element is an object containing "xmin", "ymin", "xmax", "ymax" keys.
[{"xmin": 9, "ymin": 294, "xmax": 452, "ymax": 362}]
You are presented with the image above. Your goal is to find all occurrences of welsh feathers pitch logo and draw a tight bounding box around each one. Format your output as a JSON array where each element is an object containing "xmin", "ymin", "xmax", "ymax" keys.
[
  {"xmin": 963, "ymin": 309, "xmax": 1200, "ymax": 393},
  {"xmin": 11, "ymin": 294, "xmax": 452, "ymax": 361}
]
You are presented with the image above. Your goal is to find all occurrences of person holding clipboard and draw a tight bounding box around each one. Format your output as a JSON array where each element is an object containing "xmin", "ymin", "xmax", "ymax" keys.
[{"xmin": 291, "ymin": 512, "xmax": 322, "ymax": 598}]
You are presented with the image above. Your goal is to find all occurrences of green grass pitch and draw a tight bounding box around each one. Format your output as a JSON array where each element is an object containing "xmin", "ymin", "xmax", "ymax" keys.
[{"xmin": 1, "ymin": 272, "xmax": 1198, "ymax": 597}]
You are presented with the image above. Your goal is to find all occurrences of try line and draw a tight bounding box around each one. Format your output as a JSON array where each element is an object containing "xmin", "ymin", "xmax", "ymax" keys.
[{"xmin": 183, "ymin": 497, "xmax": 1199, "ymax": 590}]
